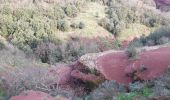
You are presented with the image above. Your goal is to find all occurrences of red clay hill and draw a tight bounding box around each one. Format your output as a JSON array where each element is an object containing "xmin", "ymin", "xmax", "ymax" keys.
[
  {"xmin": 72, "ymin": 46, "xmax": 170, "ymax": 85},
  {"xmin": 48, "ymin": 46, "xmax": 170, "ymax": 86}
]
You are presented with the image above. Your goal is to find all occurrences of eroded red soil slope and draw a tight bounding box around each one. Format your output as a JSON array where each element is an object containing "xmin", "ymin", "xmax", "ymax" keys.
[{"xmin": 79, "ymin": 47, "xmax": 170, "ymax": 85}]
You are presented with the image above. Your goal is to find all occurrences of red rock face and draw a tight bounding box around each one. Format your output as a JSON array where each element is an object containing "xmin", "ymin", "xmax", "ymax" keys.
[
  {"xmin": 96, "ymin": 51, "xmax": 132, "ymax": 85},
  {"xmin": 10, "ymin": 90, "xmax": 61, "ymax": 100},
  {"xmin": 78, "ymin": 47, "xmax": 170, "ymax": 85},
  {"xmin": 125, "ymin": 47, "xmax": 170, "ymax": 81},
  {"xmin": 154, "ymin": 0, "xmax": 170, "ymax": 11}
]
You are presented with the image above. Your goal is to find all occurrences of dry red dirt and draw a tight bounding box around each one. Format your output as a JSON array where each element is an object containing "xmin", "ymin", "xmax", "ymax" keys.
[
  {"xmin": 78, "ymin": 47, "xmax": 170, "ymax": 85},
  {"xmin": 96, "ymin": 51, "xmax": 132, "ymax": 85},
  {"xmin": 10, "ymin": 90, "xmax": 67, "ymax": 100},
  {"xmin": 126, "ymin": 47, "xmax": 170, "ymax": 80}
]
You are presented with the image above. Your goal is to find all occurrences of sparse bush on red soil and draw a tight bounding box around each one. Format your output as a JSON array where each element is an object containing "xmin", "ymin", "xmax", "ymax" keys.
[
  {"xmin": 1, "ymin": 65, "xmax": 76, "ymax": 99},
  {"xmin": 1, "ymin": 0, "xmax": 170, "ymax": 100}
]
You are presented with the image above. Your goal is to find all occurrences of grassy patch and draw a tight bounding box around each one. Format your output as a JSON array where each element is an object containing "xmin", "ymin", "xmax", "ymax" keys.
[
  {"xmin": 116, "ymin": 88, "xmax": 153, "ymax": 100},
  {"xmin": 71, "ymin": 2, "xmax": 111, "ymax": 38},
  {"xmin": 118, "ymin": 23, "xmax": 155, "ymax": 41}
]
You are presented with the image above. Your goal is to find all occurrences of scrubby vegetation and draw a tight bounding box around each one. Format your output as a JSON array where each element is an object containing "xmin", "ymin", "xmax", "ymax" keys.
[
  {"xmin": 1, "ymin": 0, "xmax": 170, "ymax": 99},
  {"xmin": 98, "ymin": 0, "xmax": 170, "ymax": 37},
  {"xmin": 130, "ymin": 26, "xmax": 170, "ymax": 47},
  {"xmin": 126, "ymin": 45, "xmax": 138, "ymax": 59},
  {"xmin": 90, "ymin": 81, "xmax": 126, "ymax": 100},
  {"xmin": 0, "ymin": 41, "xmax": 5, "ymax": 50},
  {"xmin": 0, "ymin": 2, "xmax": 85, "ymax": 53},
  {"xmin": 35, "ymin": 37, "xmax": 114, "ymax": 64}
]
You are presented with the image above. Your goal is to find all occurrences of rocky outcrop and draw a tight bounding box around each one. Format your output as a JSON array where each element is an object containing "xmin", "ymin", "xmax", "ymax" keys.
[
  {"xmin": 154, "ymin": 0, "xmax": 170, "ymax": 11},
  {"xmin": 75, "ymin": 47, "xmax": 170, "ymax": 85}
]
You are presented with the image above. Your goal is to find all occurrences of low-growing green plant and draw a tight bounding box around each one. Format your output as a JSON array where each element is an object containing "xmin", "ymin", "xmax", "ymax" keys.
[
  {"xmin": 79, "ymin": 22, "xmax": 85, "ymax": 29},
  {"xmin": 90, "ymin": 81, "xmax": 126, "ymax": 100},
  {"xmin": 57, "ymin": 20, "xmax": 70, "ymax": 31},
  {"xmin": 114, "ymin": 39, "xmax": 121, "ymax": 49},
  {"xmin": 70, "ymin": 22, "xmax": 79, "ymax": 29},
  {"xmin": 0, "ymin": 90, "xmax": 5, "ymax": 100},
  {"xmin": 70, "ymin": 21, "xmax": 85, "ymax": 29},
  {"xmin": 0, "ymin": 41, "xmax": 5, "ymax": 50},
  {"xmin": 116, "ymin": 87, "xmax": 152, "ymax": 100}
]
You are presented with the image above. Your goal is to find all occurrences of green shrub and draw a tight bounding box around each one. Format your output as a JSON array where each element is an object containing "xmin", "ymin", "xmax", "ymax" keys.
[
  {"xmin": 126, "ymin": 46, "xmax": 138, "ymax": 59},
  {"xmin": 57, "ymin": 20, "xmax": 70, "ymax": 31},
  {"xmin": 0, "ymin": 6, "xmax": 12, "ymax": 15},
  {"xmin": 0, "ymin": 90, "xmax": 5, "ymax": 100},
  {"xmin": 0, "ymin": 41, "xmax": 5, "ymax": 50},
  {"xmin": 142, "ymin": 26, "xmax": 170, "ymax": 46},
  {"xmin": 130, "ymin": 26, "xmax": 170, "ymax": 47},
  {"xmin": 114, "ymin": 39, "xmax": 121, "ymax": 49},
  {"xmin": 70, "ymin": 22, "xmax": 79, "ymax": 29},
  {"xmin": 64, "ymin": 4, "xmax": 78, "ymax": 17},
  {"xmin": 53, "ymin": 6, "xmax": 66, "ymax": 20},
  {"xmin": 13, "ymin": 8, "xmax": 33, "ymax": 21},
  {"xmin": 99, "ymin": 1, "xmax": 137, "ymax": 36},
  {"xmin": 116, "ymin": 83, "xmax": 152, "ymax": 100},
  {"xmin": 141, "ymin": 10, "xmax": 161, "ymax": 27},
  {"xmin": 0, "ymin": 14, "xmax": 15, "ymax": 37},
  {"xmin": 90, "ymin": 81, "xmax": 126, "ymax": 100},
  {"xmin": 98, "ymin": 18, "xmax": 110, "ymax": 28},
  {"xmin": 79, "ymin": 22, "xmax": 85, "ymax": 29}
]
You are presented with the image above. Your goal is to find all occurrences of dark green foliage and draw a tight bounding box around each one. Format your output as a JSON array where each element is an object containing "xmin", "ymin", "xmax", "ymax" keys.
[
  {"xmin": 0, "ymin": 90, "xmax": 5, "ymax": 100},
  {"xmin": 116, "ymin": 81, "xmax": 153, "ymax": 100},
  {"xmin": 98, "ymin": 0, "xmax": 139, "ymax": 36},
  {"xmin": 116, "ymin": 87, "xmax": 152, "ymax": 100},
  {"xmin": 114, "ymin": 39, "xmax": 121, "ymax": 49},
  {"xmin": 70, "ymin": 21, "xmax": 85, "ymax": 29},
  {"xmin": 146, "ymin": 26, "xmax": 170, "ymax": 45},
  {"xmin": 79, "ymin": 22, "xmax": 85, "ymax": 29},
  {"xmin": 70, "ymin": 22, "xmax": 79, "ymax": 29},
  {"xmin": 0, "ymin": 41, "xmax": 5, "ymax": 50},
  {"xmin": 99, "ymin": 0, "xmax": 169, "ymax": 37},
  {"xmin": 130, "ymin": 26, "xmax": 170, "ymax": 47},
  {"xmin": 57, "ymin": 20, "xmax": 70, "ymax": 31},
  {"xmin": 0, "ymin": 2, "xmax": 82, "ymax": 52},
  {"xmin": 0, "ymin": 6, "xmax": 68, "ymax": 52},
  {"xmin": 35, "ymin": 40, "xmax": 86, "ymax": 64}
]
